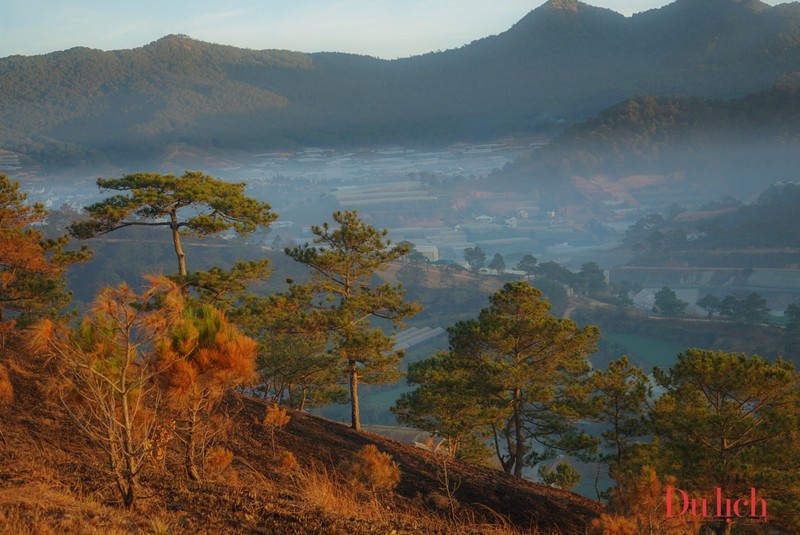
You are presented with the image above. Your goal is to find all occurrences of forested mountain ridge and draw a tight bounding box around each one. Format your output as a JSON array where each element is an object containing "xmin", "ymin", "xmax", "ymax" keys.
[
  {"xmin": 3, "ymin": 0, "xmax": 800, "ymax": 166},
  {"xmin": 502, "ymin": 82, "xmax": 800, "ymax": 191}
]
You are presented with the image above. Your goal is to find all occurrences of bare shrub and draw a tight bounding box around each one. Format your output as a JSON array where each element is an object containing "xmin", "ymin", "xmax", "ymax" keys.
[
  {"xmin": 280, "ymin": 450, "xmax": 298, "ymax": 473},
  {"xmin": 433, "ymin": 450, "xmax": 461, "ymax": 522},
  {"xmin": 27, "ymin": 276, "xmax": 185, "ymax": 509}
]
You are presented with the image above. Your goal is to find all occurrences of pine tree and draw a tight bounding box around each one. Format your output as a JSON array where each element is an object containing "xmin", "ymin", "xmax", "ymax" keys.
[
  {"xmin": 586, "ymin": 356, "xmax": 652, "ymax": 495},
  {"xmin": 0, "ymin": 174, "xmax": 90, "ymax": 326},
  {"xmin": 463, "ymin": 247, "xmax": 486, "ymax": 272},
  {"xmin": 449, "ymin": 281, "xmax": 599, "ymax": 478},
  {"xmin": 69, "ymin": 171, "xmax": 275, "ymax": 276},
  {"xmin": 652, "ymin": 349, "xmax": 800, "ymax": 534},
  {"xmin": 234, "ymin": 284, "xmax": 345, "ymax": 410},
  {"xmin": 393, "ymin": 350, "xmax": 493, "ymax": 460},
  {"xmin": 286, "ymin": 210, "xmax": 419, "ymax": 430},
  {"xmin": 515, "ymin": 254, "xmax": 538, "ymax": 278},
  {"xmin": 28, "ymin": 276, "xmax": 185, "ymax": 509},
  {"xmin": 160, "ymin": 303, "xmax": 257, "ymax": 480},
  {"xmin": 653, "ymin": 286, "xmax": 687, "ymax": 316},
  {"xmin": 488, "ymin": 253, "xmax": 506, "ymax": 272}
]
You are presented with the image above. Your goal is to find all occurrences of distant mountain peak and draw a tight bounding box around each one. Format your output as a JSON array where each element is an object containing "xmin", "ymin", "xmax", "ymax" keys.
[
  {"xmin": 533, "ymin": 0, "xmax": 624, "ymax": 19},
  {"xmin": 544, "ymin": 0, "xmax": 582, "ymax": 11}
]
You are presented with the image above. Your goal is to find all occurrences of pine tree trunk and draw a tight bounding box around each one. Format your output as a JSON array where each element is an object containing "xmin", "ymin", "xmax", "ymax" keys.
[
  {"xmin": 349, "ymin": 362, "xmax": 361, "ymax": 431},
  {"xmin": 513, "ymin": 388, "xmax": 524, "ymax": 479},
  {"xmin": 170, "ymin": 212, "xmax": 187, "ymax": 276},
  {"xmin": 120, "ymin": 482, "xmax": 135, "ymax": 510}
]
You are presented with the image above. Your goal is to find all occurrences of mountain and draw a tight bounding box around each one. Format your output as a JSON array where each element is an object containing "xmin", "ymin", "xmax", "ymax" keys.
[
  {"xmin": 2, "ymin": 0, "xmax": 800, "ymax": 167},
  {"xmin": 502, "ymin": 82, "xmax": 800, "ymax": 194}
]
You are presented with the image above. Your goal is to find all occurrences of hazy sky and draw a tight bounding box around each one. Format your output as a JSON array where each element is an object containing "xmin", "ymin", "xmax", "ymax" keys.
[{"xmin": 1, "ymin": 0, "xmax": 789, "ymax": 59}]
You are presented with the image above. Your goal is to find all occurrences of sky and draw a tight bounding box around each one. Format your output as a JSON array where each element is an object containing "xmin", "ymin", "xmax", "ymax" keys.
[{"xmin": 1, "ymin": 0, "xmax": 788, "ymax": 60}]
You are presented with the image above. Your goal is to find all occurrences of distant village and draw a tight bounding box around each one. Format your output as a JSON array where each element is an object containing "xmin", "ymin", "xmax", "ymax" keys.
[{"xmin": 6, "ymin": 140, "xmax": 800, "ymax": 319}]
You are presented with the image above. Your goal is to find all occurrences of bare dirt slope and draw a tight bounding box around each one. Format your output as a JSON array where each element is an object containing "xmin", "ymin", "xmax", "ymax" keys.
[{"xmin": 0, "ymin": 337, "xmax": 601, "ymax": 534}]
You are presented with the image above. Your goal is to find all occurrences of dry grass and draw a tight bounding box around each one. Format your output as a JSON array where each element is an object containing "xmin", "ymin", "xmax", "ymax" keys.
[
  {"xmin": 0, "ymin": 364, "xmax": 12, "ymax": 408},
  {"xmin": 0, "ymin": 480, "xmax": 140, "ymax": 535},
  {"xmin": 294, "ymin": 461, "xmax": 366, "ymax": 517},
  {"xmin": 1, "ymin": 335, "xmax": 602, "ymax": 534}
]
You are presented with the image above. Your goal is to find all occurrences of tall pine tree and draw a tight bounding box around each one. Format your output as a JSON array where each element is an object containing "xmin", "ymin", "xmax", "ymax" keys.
[{"xmin": 286, "ymin": 210, "xmax": 419, "ymax": 430}]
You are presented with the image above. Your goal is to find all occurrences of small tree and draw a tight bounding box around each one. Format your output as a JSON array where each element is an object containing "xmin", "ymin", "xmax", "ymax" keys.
[
  {"xmin": 740, "ymin": 292, "xmax": 770, "ymax": 323},
  {"xmin": 653, "ymin": 286, "xmax": 687, "ymax": 317},
  {"xmin": 576, "ymin": 262, "xmax": 607, "ymax": 295},
  {"xmin": 29, "ymin": 276, "xmax": 184, "ymax": 509},
  {"xmin": 588, "ymin": 357, "xmax": 651, "ymax": 469},
  {"xmin": 286, "ymin": 210, "xmax": 420, "ymax": 430},
  {"xmin": 234, "ymin": 285, "xmax": 344, "ymax": 410},
  {"xmin": 393, "ymin": 350, "xmax": 493, "ymax": 460},
  {"xmin": 515, "ymin": 254, "xmax": 538, "ymax": 278},
  {"xmin": 718, "ymin": 295, "xmax": 741, "ymax": 320},
  {"xmin": 586, "ymin": 356, "xmax": 652, "ymax": 500},
  {"xmin": 487, "ymin": 253, "xmax": 506, "ymax": 273},
  {"xmin": 69, "ymin": 171, "xmax": 276, "ymax": 276},
  {"xmin": 160, "ymin": 303, "xmax": 257, "ymax": 480},
  {"xmin": 538, "ymin": 460, "xmax": 581, "ymax": 491},
  {"xmin": 263, "ymin": 403, "xmax": 291, "ymax": 456},
  {"xmin": 696, "ymin": 294, "xmax": 720, "ymax": 317},
  {"xmin": 535, "ymin": 261, "xmax": 575, "ymax": 286},
  {"xmin": 591, "ymin": 466, "xmax": 700, "ymax": 535},
  {"xmin": 463, "ymin": 246, "xmax": 486, "ymax": 272}
]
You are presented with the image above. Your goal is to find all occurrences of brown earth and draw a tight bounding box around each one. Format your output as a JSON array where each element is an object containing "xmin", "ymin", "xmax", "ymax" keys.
[{"xmin": 0, "ymin": 335, "xmax": 602, "ymax": 534}]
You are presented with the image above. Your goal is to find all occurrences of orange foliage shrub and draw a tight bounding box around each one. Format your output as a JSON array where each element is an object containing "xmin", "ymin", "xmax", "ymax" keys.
[
  {"xmin": 344, "ymin": 444, "xmax": 401, "ymax": 498},
  {"xmin": 159, "ymin": 304, "xmax": 257, "ymax": 480},
  {"xmin": 590, "ymin": 466, "xmax": 699, "ymax": 535},
  {"xmin": 204, "ymin": 446, "xmax": 234, "ymax": 475},
  {"xmin": 263, "ymin": 403, "xmax": 291, "ymax": 455},
  {"xmin": 280, "ymin": 450, "xmax": 298, "ymax": 472}
]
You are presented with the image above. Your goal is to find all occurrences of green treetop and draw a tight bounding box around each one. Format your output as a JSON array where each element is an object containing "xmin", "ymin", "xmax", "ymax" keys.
[
  {"xmin": 449, "ymin": 281, "xmax": 599, "ymax": 478},
  {"xmin": 653, "ymin": 349, "xmax": 800, "ymax": 534},
  {"xmin": 69, "ymin": 171, "xmax": 276, "ymax": 276}
]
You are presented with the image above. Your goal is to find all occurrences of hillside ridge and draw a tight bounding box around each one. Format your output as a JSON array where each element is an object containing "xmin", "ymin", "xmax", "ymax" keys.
[{"xmin": 0, "ymin": 335, "xmax": 602, "ymax": 533}]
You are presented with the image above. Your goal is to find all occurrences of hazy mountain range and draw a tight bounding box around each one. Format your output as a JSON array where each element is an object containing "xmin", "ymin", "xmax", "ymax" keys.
[{"xmin": 2, "ymin": 0, "xmax": 800, "ymax": 167}]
